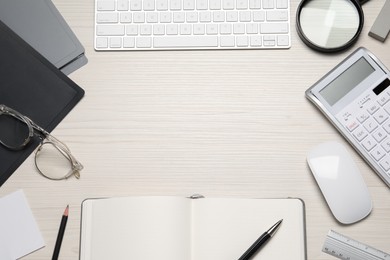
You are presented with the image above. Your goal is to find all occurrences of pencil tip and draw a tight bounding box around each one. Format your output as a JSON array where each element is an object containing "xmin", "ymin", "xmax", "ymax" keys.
[{"xmin": 64, "ymin": 205, "xmax": 69, "ymax": 216}]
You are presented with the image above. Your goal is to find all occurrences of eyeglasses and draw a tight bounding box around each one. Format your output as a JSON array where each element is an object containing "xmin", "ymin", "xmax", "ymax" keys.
[{"xmin": 0, "ymin": 104, "xmax": 83, "ymax": 180}]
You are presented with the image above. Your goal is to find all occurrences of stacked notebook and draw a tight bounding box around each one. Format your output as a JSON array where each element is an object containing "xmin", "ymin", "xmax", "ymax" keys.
[
  {"xmin": 0, "ymin": 0, "xmax": 87, "ymax": 74},
  {"xmin": 0, "ymin": 20, "xmax": 84, "ymax": 186}
]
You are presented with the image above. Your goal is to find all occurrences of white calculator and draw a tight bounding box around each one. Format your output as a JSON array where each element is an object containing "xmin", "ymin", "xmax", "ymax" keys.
[{"xmin": 306, "ymin": 47, "xmax": 390, "ymax": 188}]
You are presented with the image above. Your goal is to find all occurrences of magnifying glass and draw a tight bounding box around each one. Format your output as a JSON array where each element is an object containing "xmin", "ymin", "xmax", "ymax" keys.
[{"xmin": 296, "ymin": 0, "xmax": 368, "ymax": 52}]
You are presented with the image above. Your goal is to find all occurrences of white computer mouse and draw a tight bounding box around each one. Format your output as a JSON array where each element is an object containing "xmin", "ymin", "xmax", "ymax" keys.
[{"xmin": 307, "ymin": 141, "xmax": 372, "ymax": 224}]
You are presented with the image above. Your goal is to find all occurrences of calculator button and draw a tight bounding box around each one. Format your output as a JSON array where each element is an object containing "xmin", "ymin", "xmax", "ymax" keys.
[
  {"xmin": 384, "ymin": 102, "xmax": 390, "ymax": 114},
  {"xmin": 381, "ymin": 138, "xmax": 390, "ymax": 152},
  {"xmin": 379, "ymin": 155, "xmax": 390, "ymax": 171},
  {"xmin": 353, "ymin": 126, "xmax": 368, "ymax": 141},
  {"xmin": 373, "ymin": 109, "xmax": 389, "ymax": 124},
  {"xmin": 373, "ymin": 128, "xmax": 387, "ymax": 142},
  {"xmin": 367, "ymin": 102, "xmax": 380, "ymax": 115},
  {"xmin": 346, "ymin": 120, "xmax": 359, "ymax": 132},
  {"xmin": 383, "ymin": 120, "xmax": 390, "ymax": 133},
  {"xmin": 371, "ymin": 146, "xmax": 386, "ymax": 161},
  {"xmin": 356, "ymin": 111, "xmax": 370, "ymax": 123},
  {"xmin": 378, "ymin": 94, "xmax": 390, "ymax": 106},
  {"xmin": 362, "ymin": 118, "xmax": 378, "ymax": 133},
  {"xmin": 361, "ymin": 136, "xmax": 376, "ymax": 151}
]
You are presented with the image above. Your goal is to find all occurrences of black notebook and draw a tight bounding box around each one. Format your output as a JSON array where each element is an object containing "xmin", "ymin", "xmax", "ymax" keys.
[{"xmin": 0, "ymin": 20, "xmax": 85, "ymax": 186}]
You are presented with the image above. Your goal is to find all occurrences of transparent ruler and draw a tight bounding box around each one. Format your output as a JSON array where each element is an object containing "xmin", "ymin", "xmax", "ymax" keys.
[{"xmin": 322, "ymin": 230, "xmax": 390, "ymax": 260}]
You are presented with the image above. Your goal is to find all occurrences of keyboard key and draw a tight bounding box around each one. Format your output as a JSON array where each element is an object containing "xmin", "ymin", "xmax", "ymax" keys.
[
  {"xmin": 133, "ymin": 12, "xmax": 145, "ymax": 22},
  {"xmin": 266, "ymin": 10, "xmax": 288, "ymax": 21},
  {"xmin": 166, "ymin": 24, "xmax": 179, "ymax": 34},
  {"xmin": 246, "ymin": 23, "xmax": 258, "ymax": 33},
  {"xmin": 117, "ymin": 0, "xmax": 130, "ymax": 10},
  {"xmin": 123, "ymin": 37, "xmax": 135, "ymax": 47},
  {"xmin": 136, "ymin": 37, "xmax": 152, "ymax": 47},
  {"xmin": 196, "ymin": 0, "xmax": 208, "ymax": 10},
  {"xmin": 253, "ymin": 10, "xmax": 265, "ymax": 21},
  {"xmin": 156, "ymin": 0, "xmax": 169, "ymax": 10},
  {"xmin": 146, "ymin": 12, "xmax": 159, "ymax": 23},
  {"xmin": 140, "ymin": 24, "xmax": 152, "ymax": 35},
  {"xmin": 144, "ymin": 0, "xmax": 156, "ymax": 10},
  {"xmin": 237, "ymin": 35, "xmax": 249, "ymax": 46},
  {"xmin": 260, "ymin": 22, "xmax": 288, "ymax": 33},
  {"xmin": 220, "ymin": 35, "xmax": 235, "ymax": 46},
  {"xmin": 226, "ymin": 11, "xmax": 238, "ymax": 21},
  {"xmin": 120, "ymin": 13, "xmax": 132, "ymax": 23},
  {"xmin": 187, "ymin": 11, "xmax": 199, "ymax": 22},
  {"xmin": 213, "ymin": 11, "xmax": 225, "ymax": 22},
  {"xmin": 110, "ymin": 37, "xmax": 122, "ymax": 47},
  {"xmin": 277, "ymin": 35, "xmax": 289, "ymax": 46},
  {"xmin": 97, "ymin": 1, "xmax": 115, "ymax": 11},
  {"xmin": 249, "ymin": 0, "xmax": 261, "ymax": 9},
  {"xmin": 250, "ymin": 35, "xmax": 262, "ymax": 46},
  {"xmin": 237, "ymin": 0, "xmax": 249, "ymax": 9},
  {"xmin": 200, "ymin": 11, "xmax": 212, "ymax": 21},
  {"xmin": 126, "ymin": 24, "xmax": 139, "ymax": 35},
  {"xmin": 210, "ymin": 0, "xmax": 222, "ymax": 9},
  {"xmin": 262, "ymin": 0, "xmax": 274, "ymax": 8},
  {"xmin": 183, "ymin": 0, "xmax": 195, "ymax": 9},
  {"xmin": 180, "ymin": 24, "xmax": 192, "ymax": 34},
  {"xmin": 174, "ymin": 12, "xmax": 186, "ymax": 22},
  {"xmin": 276, "ymin": 0, "xmax": 288, "ymax": 8},
  {"xmin": 160, "ymin": 12, "xmax": 172, "ymax": 22},
  {"xmin": 233, "ymin": 23, "xmax": 245, "ymax": 33},
  {"xmin": 206, "ymin": 24, "xmax": 218, "ymax": 34},
  {"xmin": 239, "ymin": 11, "xmax": 251, "ymax": 21},
  {"xmin": 130, "ymin": 0, "xmax": 142, "ymax": 10},
  {"xmin": 97, "ymin": 13, "xmax": 118, "ymax": 23},
  {"xmin": 96, "ymin": 37, "xmax": 108, "ymax": 48},
  {"xmin": 96, "ymin": 25, "xmax": 125, "ymax": 36},
  {"xmin": 154, "ymin": 24, "xmax": 166, "ymax": 35},
  {"xmin": 263, "ymin": 34, "xmax": 275, "ymax": 45},
  {"xmin": 223, "ymin": 0, "xmax": 235, "ymax": 9},
  {"xmin": 154, "ymin": 36, "xmax": 218, "ymax": 47},
  {"xmin": 170, "ymin": 0, "xmax": 182, "ymax": 10},
  {"xmin": 194, "ymin": 24, "xmax": 206, "ymax": 34}
]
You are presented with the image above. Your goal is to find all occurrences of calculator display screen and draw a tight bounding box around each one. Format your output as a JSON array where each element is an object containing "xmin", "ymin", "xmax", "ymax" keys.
[{"xmin": 320, "ymin": 57, "xmax": 375, "ymax": 106}]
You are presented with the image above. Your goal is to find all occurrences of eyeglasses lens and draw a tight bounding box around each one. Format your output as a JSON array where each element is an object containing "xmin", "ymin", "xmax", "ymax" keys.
[
  {"xmin": 35, "ymin": 142, "xmax": 74, "ymax": 180},
  {"xmin": 0, "ymin": 113, "xmax": 31, "ymax": 149}
]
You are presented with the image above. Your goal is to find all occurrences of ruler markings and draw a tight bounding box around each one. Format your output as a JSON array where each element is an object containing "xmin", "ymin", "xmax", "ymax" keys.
[{"xmin": 322, "ymin": 230, "xmax": 389, "ymax": 260}]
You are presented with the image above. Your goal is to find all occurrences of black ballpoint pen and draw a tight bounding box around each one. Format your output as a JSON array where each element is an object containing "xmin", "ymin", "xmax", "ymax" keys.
[{"xmin": 238, "ymin": 219, "xmax": 283, "ymax": 260}]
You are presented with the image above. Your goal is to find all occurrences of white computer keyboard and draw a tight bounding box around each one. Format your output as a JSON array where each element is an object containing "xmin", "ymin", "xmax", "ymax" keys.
[{"xmin": 94, "ymin": 0, "xmax": 290, "ymax": 50}]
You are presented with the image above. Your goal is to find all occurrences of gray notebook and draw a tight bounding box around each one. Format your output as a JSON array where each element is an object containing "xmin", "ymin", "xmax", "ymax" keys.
[{"xmin": 0, "ymin": 0, "xmax": 87, "ymax": 74}]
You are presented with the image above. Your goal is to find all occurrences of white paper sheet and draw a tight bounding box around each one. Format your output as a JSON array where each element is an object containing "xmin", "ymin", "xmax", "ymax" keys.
[{"xmin": 0, "ymin": 190, "xmax": 45, "ymax": 259}]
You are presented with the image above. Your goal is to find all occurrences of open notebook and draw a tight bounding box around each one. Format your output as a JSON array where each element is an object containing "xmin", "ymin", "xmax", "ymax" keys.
[{"xmin": 80, "ymin": 196, "xmax": 306, "ymax": 260}]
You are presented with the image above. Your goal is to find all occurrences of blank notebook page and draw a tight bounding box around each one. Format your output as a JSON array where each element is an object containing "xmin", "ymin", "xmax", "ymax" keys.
[{"xmin": 191, "ymin": 198, "xmax": 306, "ymax": 260}]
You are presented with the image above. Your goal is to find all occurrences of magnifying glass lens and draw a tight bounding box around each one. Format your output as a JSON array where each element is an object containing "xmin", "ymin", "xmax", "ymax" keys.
[{"xmin": 298, "ymin": 0, "xmax": 361, "ymax": 50}]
